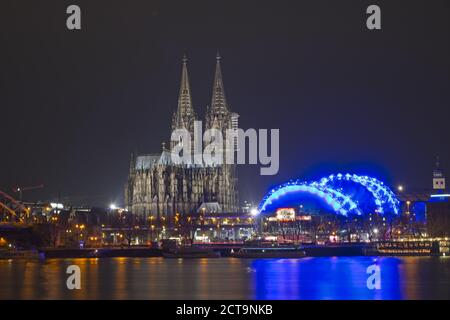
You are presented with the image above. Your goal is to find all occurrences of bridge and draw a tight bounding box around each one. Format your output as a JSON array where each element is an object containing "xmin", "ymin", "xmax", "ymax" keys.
[
  {"xmin": 0, "ymin": 190, "xmax": 37, "ymax": 247},
  {"xmin": 0, "ymin": 190, "xmax": 31, "ymax": 224}
]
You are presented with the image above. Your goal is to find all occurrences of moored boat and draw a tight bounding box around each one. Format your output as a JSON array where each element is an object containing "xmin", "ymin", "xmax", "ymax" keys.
[
  {"xmin": 0, "ymin": 249, "xmax": 41, "ymax": 260},
  {"xmin": 232, "ymin": 242, "xmax": 306, "ymax": 258},
  {"xmin": 162, "ymin": 246, "xmax": 221, "ymax": 258}
]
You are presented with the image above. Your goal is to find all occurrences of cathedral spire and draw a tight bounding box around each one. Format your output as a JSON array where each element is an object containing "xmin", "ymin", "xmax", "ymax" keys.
[
  {"xmin": 172, "ymin": 54, "xmax": 196, "ymax": 132},
  {"xmin": 177, "ymin": 53, "xmax": 194, "ymax": 117},
  {"xmin": 210, "ymin": 51, "xmax": 228, "ymax": 115}
]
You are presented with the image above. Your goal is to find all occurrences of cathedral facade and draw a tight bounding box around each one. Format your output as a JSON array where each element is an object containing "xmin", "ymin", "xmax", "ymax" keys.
[{"xmin": 125, "ymin": 54, "xmax": 239, "ymax": 218}]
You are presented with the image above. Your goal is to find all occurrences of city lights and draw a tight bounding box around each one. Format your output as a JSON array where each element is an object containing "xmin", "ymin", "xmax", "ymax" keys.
[
  {"xmin": 0, "ymin": 1, "xmax": 448, "ymax": 303},
  {"xmin": 430, "ymin": 194, "xmax": 450, "ymax": 198}
]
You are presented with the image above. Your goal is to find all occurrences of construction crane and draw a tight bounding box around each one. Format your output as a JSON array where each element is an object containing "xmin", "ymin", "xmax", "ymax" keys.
[
  {"xmin": 0, "ymin": 190, "xmax": 29, "ymax": 223},
  {"xmin": 12, "ymin": 184, "xmax": 44, "ymax": 201}
]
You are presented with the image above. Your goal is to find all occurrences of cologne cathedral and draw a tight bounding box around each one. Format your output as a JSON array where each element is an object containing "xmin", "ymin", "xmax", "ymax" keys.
[{"xmin": 125, "ymin": 54, "xmax": 239, "ymax": 218}]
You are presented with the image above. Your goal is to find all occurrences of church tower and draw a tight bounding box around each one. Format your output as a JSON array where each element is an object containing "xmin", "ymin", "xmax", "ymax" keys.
[
  {"xmin": 205, "ymin": 52, "xmax": 232, "ymax": 133},
  {"xmin": 433, "ymin": 156, "xmax": 446, "ymax": 190},
  {"xmin": 171, "ymin": 54, "xmax": 197, "ymax": 151},
  {"xmin": 203, "ymin": 52, "xmax": 239, "ymax": 211}
]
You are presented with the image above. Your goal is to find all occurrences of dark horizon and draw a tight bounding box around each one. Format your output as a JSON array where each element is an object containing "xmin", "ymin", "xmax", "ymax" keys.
[{"xmin": 1, "ymin": 0, "xmax": 449, "ymax": 207}]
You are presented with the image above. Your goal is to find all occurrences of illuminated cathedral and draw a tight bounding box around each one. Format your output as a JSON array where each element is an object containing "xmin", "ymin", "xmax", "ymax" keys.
[{"xmin": 125, "ymin": 54, "xmax": 239, "ymax": 218}]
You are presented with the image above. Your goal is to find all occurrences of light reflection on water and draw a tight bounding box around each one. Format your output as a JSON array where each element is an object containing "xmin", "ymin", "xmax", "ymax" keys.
[
  {"xmin": 0, "ymin": 256, "xmax": 448, "ymax": 300},
  {"xmin": 252, "ymin": 257, "xmax": 402, "ymax": 299}
]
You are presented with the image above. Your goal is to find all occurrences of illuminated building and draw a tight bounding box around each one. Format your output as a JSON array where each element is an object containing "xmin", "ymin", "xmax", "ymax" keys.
[
  {"xmin": 256, "ymin": 174, "xmax": 403, "ymax": 242},
  {"xmin": 192, "ymin": 212, "xmax": 255, "ymax": 242},
  {"xmin": 432, "ymin": 156, "xmax": 446, "ymax": 190},
  {"xmin": 125, "ymin": 53, "xmax": 239, "ymax": 218},
  {"xmin": 258, "ymin": 173, "xmax": 400, "ymax": 216},
  {"xmin": 427, "ymin": 195, "xmax": 450, "ymax": 237}
]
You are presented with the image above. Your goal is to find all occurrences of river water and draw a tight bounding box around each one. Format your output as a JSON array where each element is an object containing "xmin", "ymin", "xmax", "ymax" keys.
[{"xmin": 0, "ymin": 256, "xmax": 449, "ymax": 299}]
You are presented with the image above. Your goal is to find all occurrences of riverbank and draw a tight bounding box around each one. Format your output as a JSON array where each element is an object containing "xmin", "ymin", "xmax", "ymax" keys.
[
  {"xmin": 40, "ymin": 247, "xmax": 163, "ymax": 258},
  {"xmin": 35, "ymin": 240, "xmax": 449, "ymax": 258},
  {"xmin": 1, "ymin": 240, "xmax": 445, "ymax": 259}
]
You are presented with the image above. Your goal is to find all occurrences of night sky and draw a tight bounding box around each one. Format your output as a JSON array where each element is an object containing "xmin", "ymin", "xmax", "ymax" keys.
[{"xmin": 1, "ymin": 0, "xmax": 449, "ymax": 206}]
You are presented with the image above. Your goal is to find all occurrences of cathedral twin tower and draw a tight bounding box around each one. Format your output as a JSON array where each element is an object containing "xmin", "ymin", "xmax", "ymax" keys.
[{"xmin": 125, "ymin": 53, "xmax": 239, "ymax": 217}]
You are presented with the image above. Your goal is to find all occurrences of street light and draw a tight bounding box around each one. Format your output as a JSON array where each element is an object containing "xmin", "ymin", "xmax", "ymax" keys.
[
  {"xmin": 250, "ymin": 208, "xmax": 259, "ymax": 216},
  {"xmin": 397, "ymin": 185, "xmax": 404, "ymax": 192}
]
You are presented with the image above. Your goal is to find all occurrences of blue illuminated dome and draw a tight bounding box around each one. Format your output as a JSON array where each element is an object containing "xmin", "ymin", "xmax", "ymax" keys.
[{"xmin": 258, "ymin": 173, "xmax": 400, "ymax": 216}]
